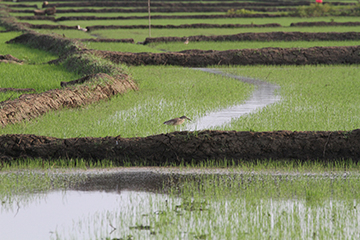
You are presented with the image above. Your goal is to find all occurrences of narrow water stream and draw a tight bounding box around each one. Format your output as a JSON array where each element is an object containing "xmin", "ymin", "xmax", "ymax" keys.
[{"xmin": 186, "ymin": 68, "xmax": 281, "ymax": 130}]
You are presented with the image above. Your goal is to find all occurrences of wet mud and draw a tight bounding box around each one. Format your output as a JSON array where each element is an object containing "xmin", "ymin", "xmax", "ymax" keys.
[
  {"xmin": 0, "ymin": 73, "xmax": 138, "ymax": 127},
  {"xmin": 86, "ymin": 23, "xmax": 281, "ymax": 31},
  {"xmin": 93, "ymin": 45, "xmax": 360, "ymax": 67},
  {"xmin": 144, "ymin": 31, "xmax": 360, "ymax": 44},
  {"xmin": 1, "ymin": 130, "xmax": 360, "ymax": 163},
  {"xmin": 291, "ymin": 21, "xmax": 360, "ymax": 27},
  {"xmin": 17, "ymin": 14, "xmax": 286, "ymax": 22},
  {"xmin": 19, "ymin": 23, "xmax": 281, "ymax": 30}
]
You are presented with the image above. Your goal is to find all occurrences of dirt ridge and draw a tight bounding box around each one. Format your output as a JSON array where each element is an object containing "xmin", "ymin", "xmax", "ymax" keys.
[
  {"xmin": 93, "ymin": 45, "xmax": 360, "ymax": 67},
  {"xmin": 0, "ymin": 73, "xmax": 138, "ymax": 128},
  {"xmin": 1, "ymin": 130, "xmax": 359, "ymax": 163},
  {"xmin": 144, "ymin": 31, "xmax": 360, "ymax": 44}
]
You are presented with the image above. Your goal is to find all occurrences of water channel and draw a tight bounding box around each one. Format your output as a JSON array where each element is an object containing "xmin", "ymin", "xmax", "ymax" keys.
[{"xmin": 186, "ymin": 68, "xmax": 281, "ymax": 130}]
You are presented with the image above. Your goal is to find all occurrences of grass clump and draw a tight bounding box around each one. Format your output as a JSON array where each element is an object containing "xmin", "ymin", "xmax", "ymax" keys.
[
  {"xmin": 293, "ymin": 3, "xmax": 336, "ymax": 17},
  {"xmin": 59, "ymin": 52, "xmax": 129, "ymax": 77},
  {"xmin": 227, "ymin": 8, "xmax": 258, "ymax": 15}
]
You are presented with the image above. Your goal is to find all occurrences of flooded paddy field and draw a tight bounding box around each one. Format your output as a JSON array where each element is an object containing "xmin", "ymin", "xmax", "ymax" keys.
[
  {"xmin": 2, "ymin": 167, "xmax": 360, "ymax": 239},
  {"xmin": 2, "ymin": 1, "xmax": 360, "ymax": 239}
]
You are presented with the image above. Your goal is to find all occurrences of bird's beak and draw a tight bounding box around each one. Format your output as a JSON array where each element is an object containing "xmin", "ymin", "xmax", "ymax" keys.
[{"xmin": 187, "ymin": 117, "xmax": 192, "ymax": 121}]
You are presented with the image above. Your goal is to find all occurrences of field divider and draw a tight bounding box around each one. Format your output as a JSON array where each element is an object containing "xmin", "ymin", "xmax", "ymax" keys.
[
  {"xmin": 92, "ymin": 45, "xmax": 360, "ymax": 66},
  {"xmin": 1, "ymin": 129, "xmax": 359, "ymax": 163},
  {"xmin": 0, "ymin": 73, "xmax": 138, "ymax": 128},
  {"xmin": 144, "ymin": 31, "xmax": 360, "ymax": 44}
]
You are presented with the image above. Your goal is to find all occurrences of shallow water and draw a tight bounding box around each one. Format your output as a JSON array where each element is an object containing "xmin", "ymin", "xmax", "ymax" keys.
[
  {"xmin": 1, "ymin": 169, "xmax": 360, "ymax": 239},
  {"xmin": 187, "ymin": 68, "xmax": 281, "ymax": 130}
]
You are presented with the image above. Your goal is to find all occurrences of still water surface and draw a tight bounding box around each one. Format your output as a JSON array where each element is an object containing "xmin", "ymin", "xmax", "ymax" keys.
[{"xmin": 1, "ymin": 169, "xmax": 360, "ymax": 240}]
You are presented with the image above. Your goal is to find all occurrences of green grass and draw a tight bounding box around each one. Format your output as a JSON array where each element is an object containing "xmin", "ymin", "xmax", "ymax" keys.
[
  {"xmin": 0, "ymin": 63, "xmax": 82, "ymax": 91},
  {"xmin": 0, "ymin": 66, "xmax": 253, "ymax": 137},
  {"xmin": 221, "ymin": 65, "xmax": 360, "ymax": 131},
  {"xmin": 0, "ymin": 31, "xmax": 82, "ymax": 102},
  {"xmin": 0, "ymin": 63, "xmax": 82, "ymax": 102},
  {"xmin": 150, "ymin": 40, "xmax": 360, "ymax": 52},
  {"xmin": 0, "ymin": 31, "xmax": 59, "ymax": 63},
  {"xmin": 83, "ymin": 41, "xmax": 163, "ymax": 52}
]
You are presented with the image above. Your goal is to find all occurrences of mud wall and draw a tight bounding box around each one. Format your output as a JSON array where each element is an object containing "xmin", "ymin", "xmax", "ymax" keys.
[
  {"xmin": 16, "ymin": 14, "xmax": 286, "ymax": 22},
  {"xmin": 1, "ymin": 130, "xmax": 359, "ymax": 163},
  {"xmin": 144, "ymin": 31, "xmax": 360, "ymax": 44},
  {"xmin": 85, "ymin": 23, "xmax": 281, "ymax": 31},
  {"xmin": 93, "ymin": 45, "xmax": 360, "ymax": 67},
  {"xmin": 0, "ymin": 73, "xmax": 137, "ymax": 127},
  {"xmin": 291, "ymin": 21, "xmax": 360, "ymax": 27}
]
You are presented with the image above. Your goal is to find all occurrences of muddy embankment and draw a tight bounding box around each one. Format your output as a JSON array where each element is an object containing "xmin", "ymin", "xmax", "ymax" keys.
[
  {"xmin": 86, "ymin": 23, "xmax": 281, "ymax": 31},
  {"xmin": 144, "ymin": 31, "xmax": 360, "ymax": 44},
  {"xmin": 1, "ymin": 32, "xmax": 138, "ymax": 127},
  {"xmin": 1, "ymin": 130, "xmax": 360, "ymax": 163},
  {"xmin": 41, "ymin": 2, "xmax": 305, "ymax": 8},
  {"xmin": 19, "ymin": 22, "xmax": 281, "ymax": 30},
  {"xmin": 291, "ymin": 21, "xmax": 360, "ymax": 27},
  {"xmin": 93, "ymin": 45, "xmax": 360, "ymax": 67},
  {"xmin": 10, "ymin": 8, "xmax": 288, "ymax": 14},
  {"xmin": 16, "ymin": 14, "xmax": 286, "ymax": 22},
  {"xmin": 0, "ymin": 73, "xmax": 137, "ymax": 127}
]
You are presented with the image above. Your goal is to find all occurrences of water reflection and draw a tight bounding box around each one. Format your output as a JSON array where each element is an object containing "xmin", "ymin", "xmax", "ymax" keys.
[
  {"xmin": 187, "ymin": 68, "xmax": 281, "ymax": 130},
  {"xmin": 1, "ymin": 170, "xmax": 359, "ymax": 240}
]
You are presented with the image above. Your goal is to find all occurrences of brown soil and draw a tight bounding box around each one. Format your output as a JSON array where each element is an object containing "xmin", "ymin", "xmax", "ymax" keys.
[
  {"xmin": 291, "ymin": 21, "xmax": 360, "ymax": 27},
  {"xmin": 1, "ymin": 130, "xmax": 359, "ymax": 163},
  {"xmin": 0, "ymin": 73, "xmax": 138, "ymax": 128},
  {"xmin": 44, "ymin": 2, "xmax": 295, "ymax": 8},
  {"xmin": 0, "ymin": 54, "xmax": 23, "ymax": 64},
  {"xmin": 16, "ymin": 14, "xmax": 286, "ymax": 22},
  {"xmin": 86, "ymin": 23, "xmax": 281, "ymax": 31},
  {"xmin": 92, "ymin": 45, "xmax": 360, "ymax": 67},
  {"xmin": 10, "ymin": 9, "xmax": 286, "ymax": 15},
  {"xmin": 17, "ymin": 23, "xmax": 281, "ymax": 31},
  {"xmin": 144, "ymin": 31, "xmax": 360, "ymax": 44}
]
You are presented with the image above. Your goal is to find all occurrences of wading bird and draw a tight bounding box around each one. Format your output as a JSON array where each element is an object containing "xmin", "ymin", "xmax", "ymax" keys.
[
  {"xmin": 77, "ymin": 25, "xmax": 88, "ymax": 32},
  {"xmin": 164, "ymin": 116, "xmax": 191, "ymax": 126},
  {"xmin": 184, "ymin": 38, "xmax": 189, "ymax": 44}
]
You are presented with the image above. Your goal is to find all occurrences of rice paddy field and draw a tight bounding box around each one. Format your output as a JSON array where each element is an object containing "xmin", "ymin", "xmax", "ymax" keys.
[{"xmin": 1, "ymin": 0, "xmax": 360, "ymax": 239}]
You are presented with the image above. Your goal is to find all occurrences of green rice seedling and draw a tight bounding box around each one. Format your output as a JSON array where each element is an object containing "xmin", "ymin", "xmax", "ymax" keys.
[
  {"xmin": 220, "ymin": 65, "xmax": 360, "ymax": 132},
  {"xmin": 0, "ymin": 66, "xmax": 253, "ymax": 137},
  {"xmin": 0, "ymin": 63, "xmax": 82, "ymax": 91},
  {"xmin": 0, "ymin": 32, "xmax": 59, "ymax": 63}
]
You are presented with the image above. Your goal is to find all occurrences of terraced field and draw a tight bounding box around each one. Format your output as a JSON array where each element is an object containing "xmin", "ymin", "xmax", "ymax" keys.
[{"xmin": 1, "ymin": 0, "xmax": 360, "ymax": 239}]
